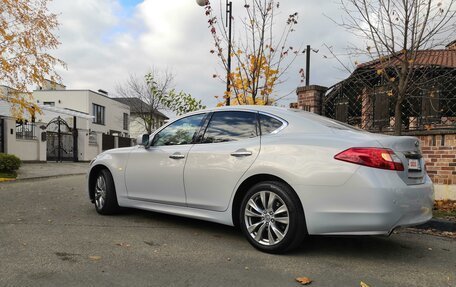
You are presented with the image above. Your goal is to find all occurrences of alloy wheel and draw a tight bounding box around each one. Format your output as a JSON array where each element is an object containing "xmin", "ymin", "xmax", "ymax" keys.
[
  {"xmin": 244, "ymin": 190, "xmax": 290, "ymax": 246},
  {"xmin": 94, "ymin": 175, "xmax": 107, "ymax": 210}
]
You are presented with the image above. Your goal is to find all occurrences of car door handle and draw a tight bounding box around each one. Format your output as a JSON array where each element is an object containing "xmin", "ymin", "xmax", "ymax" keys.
[
  {"xmin": 169, "ymin": 152, "xmax": 185, "ymax": 159},
  {"xmin": 230, "ymin": 149, "xmax": 252, "ymax": 157}
]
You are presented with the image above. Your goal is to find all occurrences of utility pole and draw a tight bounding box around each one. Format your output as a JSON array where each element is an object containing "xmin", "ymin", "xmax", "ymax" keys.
[
  {"xmin": 225, "ymin": 1, "xmax": 233, "ymax": 106},
  {"xmin": 306, "ymin": 45, "xmax": 310, "ymax": 86}
]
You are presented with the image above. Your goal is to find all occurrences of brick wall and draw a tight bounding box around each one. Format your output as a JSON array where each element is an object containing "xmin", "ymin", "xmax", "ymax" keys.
[
  {"xmin": 296, "ymin": 85, "xmax": 327, "ymax": 114},
  {"xmin": 417, "ymin": 134, "xmax": 456, "ymax": 185}
]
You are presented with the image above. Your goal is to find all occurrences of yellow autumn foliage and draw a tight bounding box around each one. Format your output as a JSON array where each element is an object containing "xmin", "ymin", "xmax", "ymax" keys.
[
  {"xmin": 217, "ymin": 54, "xmax": 279, "ymax": 107},
  {"xmin": 0, "ymin": 0, "xmax": 65, "ymax": 119}
]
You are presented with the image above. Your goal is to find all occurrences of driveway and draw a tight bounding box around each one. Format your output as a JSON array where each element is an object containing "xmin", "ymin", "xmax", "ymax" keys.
[{"xmin": 0, "ymin": 175, "xmax": 455, "ymax": 287}]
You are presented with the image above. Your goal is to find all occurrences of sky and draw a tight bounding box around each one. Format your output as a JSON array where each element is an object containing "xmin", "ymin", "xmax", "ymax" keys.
[{"xmin": 48, "ymin": 0, "xmax": 367, "ymax": 108}]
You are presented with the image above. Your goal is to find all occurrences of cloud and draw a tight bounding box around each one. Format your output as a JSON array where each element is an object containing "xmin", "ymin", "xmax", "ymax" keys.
[{"xmin": 49, "ymin": 0, "xmax": 365, "ymax": 108}]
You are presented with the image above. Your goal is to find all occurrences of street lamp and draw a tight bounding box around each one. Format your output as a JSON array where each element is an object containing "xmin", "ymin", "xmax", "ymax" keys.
[{"xmin": 197, "ymin": 0, "xmax": 233, "ymax": 106}]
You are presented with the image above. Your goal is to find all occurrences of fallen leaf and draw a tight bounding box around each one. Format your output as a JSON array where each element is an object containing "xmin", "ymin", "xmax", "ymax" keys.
[
  {"xmin": 89, "ymin": 255, "xmax": 101, "ymax": 261},
  {"xmin": 296, "ymin": 277, "xmax": 312, "ymax": 285},
  {"xmin": 115, "ymin": 242, "xmax": 131, "ymax": 247},
  {"xmin": 360, "ymin": 281, "xmax": 370, "ymax": 287}
]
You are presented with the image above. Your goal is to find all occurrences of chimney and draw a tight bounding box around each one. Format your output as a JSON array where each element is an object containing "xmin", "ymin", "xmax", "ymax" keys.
[{"xmin": 98, "ymin": 89, "xmax": 108, "ymax": 95}]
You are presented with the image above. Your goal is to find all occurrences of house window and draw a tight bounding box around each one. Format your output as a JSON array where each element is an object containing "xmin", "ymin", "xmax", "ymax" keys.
[
  {"xmin": 373, "ymin": 91, "xmax": 389, "ymax": 129},
  {"xmin": 335, "ymin": 98, "xmax": 348, "ymax": 123},
  {"xmin": 123, "ymin": 113, "xmax": 129, "ymax": 130},
  {"xmin": 43, "ymin": 101, "xmax": 55, "ymax": 107},
  {"xmin": 92, "ymin": 104, "xmax": 105, "ymax": 125}
]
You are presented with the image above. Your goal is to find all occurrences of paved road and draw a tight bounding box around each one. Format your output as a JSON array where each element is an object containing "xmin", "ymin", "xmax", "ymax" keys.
[{"xmin": 0, "ymin": 176, "xmax": 455, "ymax": 287}]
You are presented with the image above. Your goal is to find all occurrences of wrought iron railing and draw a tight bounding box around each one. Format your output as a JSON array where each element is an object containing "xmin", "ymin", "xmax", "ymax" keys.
[
  {"xmin": 322, "ymin": 68, "xmax": 456, "ymax": 133},
  {"xmin": 16, "ymin": 122, "xmax": 36, "ymax": 140}
]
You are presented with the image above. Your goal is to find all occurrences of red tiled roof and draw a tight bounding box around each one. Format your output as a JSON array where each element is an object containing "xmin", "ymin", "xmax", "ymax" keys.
[{"xmin": 357, "ymin": 49, "xmax": 456, "ymax": 70}]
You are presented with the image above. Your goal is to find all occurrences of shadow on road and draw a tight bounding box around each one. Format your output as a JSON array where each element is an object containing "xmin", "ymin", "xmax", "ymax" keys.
[{"xmin": 105, "ymin": 207, "xmax": 428, "ymax": 259}]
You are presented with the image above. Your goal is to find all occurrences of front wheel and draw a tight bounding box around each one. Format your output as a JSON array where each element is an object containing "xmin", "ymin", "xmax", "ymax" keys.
[
  {"xmin": 239, "ymin": 181, "xmax": 306, "ymax": 253},
  {"xmin": 93, "ymin": 169, "xmax": 120, "ymax": 215}
]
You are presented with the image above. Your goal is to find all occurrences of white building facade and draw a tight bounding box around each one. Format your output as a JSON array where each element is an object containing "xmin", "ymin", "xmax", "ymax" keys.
[
  {"xmin": 33, "ymin": 82, "xmax": 130, "ymax": 137},
  {"xmin": 0, "ymin": 81, "xmax": 133, "ymax": 162}
]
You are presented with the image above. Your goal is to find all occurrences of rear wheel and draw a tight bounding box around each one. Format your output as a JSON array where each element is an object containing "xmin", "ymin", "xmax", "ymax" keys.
[
  {"xmin": 93, "ymin": 169, "xmax": 119, "ymax": 215},
  {"xmin": 239, "ymin": 181, "xmax": 306, "ymax": 253}
]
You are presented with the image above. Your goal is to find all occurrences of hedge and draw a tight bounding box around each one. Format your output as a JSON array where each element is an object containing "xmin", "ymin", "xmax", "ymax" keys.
[{"xmin": 0, "ymin": 154, "xmax": 21, "ymax": 172}]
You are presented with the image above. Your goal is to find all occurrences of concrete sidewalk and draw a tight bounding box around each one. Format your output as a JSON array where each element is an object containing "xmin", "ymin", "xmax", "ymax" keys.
[{"xmin": 16, "ymin": 162, "xmax": 89, "ymax": 180}]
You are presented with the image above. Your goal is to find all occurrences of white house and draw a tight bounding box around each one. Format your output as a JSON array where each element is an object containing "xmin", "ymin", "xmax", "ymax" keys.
[
  {"xmin": 0, "ymin": 81, "xmax": 133, "ymax": 162},
  {"xmin": 0, "ymin": 99, "xmax": 97, "ymax": 162},
  {"xmin": 33, "ymin": 80, "xmax": 130, "ymax": 137}
]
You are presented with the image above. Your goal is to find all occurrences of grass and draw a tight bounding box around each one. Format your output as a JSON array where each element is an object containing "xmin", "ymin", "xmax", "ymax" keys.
[
  {"xmin": 0, "ymin": 171, "xmax": 17, "ymax": 181},
  {"xmin": 433, "ymin": 200, "xmax": 456, "ymax": 221},
  {"xmin": 433, "ymin": 209, "xmax": 456, "ymax": 220}
]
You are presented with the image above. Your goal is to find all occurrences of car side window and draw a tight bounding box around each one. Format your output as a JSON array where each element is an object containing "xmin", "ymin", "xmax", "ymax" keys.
[
  {"xmin": 152, "ymin": 114, "xmax": 205, "ymax": 146},
  {"xmin": 259, "ymin": 114, "xmax": 284, "ymax": 134},
  {"xmin": 202, "ymin": 111, "xmax": 258, "ymax": 143}
]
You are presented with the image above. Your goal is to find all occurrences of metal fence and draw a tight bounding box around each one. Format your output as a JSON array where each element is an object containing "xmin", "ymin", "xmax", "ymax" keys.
[
  {"xmin": 102, "ymin": 134, "xmax": 115, "ymax": 151},
  {"xmin": 322, "ymin": 68, "xmax": 456, "ymax": 133},
  {"xmin": 16, "ymin": 122, "xmax": 36, "ymax": 140}
]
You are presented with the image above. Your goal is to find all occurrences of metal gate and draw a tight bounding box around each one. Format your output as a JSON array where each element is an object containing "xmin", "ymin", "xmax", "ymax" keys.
[
  {"xmin": 118, "ymin": 136, "xmax": 132, "ymax": 148},
  {"xmin": 46, "ymin": 116, "xmax": 77, "ymax": 162},
  {"xmin": 102, "ymin": 134, "xmax": 115, "ymax": 151},
  {"xmin": 0, "ymin": 118, "xmax": 4, "ymax": 153}
]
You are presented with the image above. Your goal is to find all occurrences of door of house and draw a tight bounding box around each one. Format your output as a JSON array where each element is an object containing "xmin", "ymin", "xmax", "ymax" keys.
[{"xmin": 0, "ymin": 118, "xmax": 4, "ymax": 153}]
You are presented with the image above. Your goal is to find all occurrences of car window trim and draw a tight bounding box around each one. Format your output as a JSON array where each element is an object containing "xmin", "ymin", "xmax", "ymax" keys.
[
  {"xmin": 193, "ymin": 112, "xmax": 213, "ymax": 144},
  {"xmin": 258, "ymin": 111, "xmax": 288, "ymax": 135}
]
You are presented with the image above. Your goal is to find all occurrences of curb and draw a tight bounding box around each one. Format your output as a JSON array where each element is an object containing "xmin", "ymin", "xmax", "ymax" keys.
[
  {"xmin": 12, "ymin": 173, "xmax": 86, "ymax": 182},
  {"xmin": 415, "ymin": 218, "xmax": 456, "ymax": 232}
]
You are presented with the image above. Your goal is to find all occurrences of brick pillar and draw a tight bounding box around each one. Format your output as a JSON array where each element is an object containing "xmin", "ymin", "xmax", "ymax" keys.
[
  {"xmin": 296, "ymin": 85, "xmax": 327, "ymax": 115},
  {"xmin": 361, "ymin": 88, "xmax": 373, "ymax": 129}
]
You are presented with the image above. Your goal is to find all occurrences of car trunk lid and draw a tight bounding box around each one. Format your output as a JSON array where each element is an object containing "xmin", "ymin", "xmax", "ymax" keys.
[{"xmin": 370, "ymin": 134, "xmax": 425, "ymax": 185}]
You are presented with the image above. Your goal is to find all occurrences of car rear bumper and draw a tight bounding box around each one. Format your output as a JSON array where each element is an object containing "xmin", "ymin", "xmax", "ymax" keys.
[{"xmin": 296, "ymin": 167, "xmax": 434, "ymax": 235}]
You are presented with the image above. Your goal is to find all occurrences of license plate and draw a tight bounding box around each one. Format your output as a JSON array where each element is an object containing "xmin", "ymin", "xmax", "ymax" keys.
[{"xmin": 408, "ymin": 159, "xmax": 421, "ymax": 171}]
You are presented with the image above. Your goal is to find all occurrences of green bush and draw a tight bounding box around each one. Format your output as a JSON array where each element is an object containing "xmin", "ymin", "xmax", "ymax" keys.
[{"xmin": 0, "ymin": 153, "xmax": 21, "ymax": 172}]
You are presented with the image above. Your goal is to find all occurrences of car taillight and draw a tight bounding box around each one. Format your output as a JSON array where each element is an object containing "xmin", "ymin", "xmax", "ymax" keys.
[{"xmin": 334, "ymin": 148, "xmax": 404, "ymax": 171}]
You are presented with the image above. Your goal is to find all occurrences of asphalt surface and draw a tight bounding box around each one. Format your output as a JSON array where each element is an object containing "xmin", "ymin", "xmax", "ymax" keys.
[
  {"xmin": 0, "ymin": 175, "xmax": 455, "ymax": 287},
  {"xmin": 16, "ymin": 162, "xmax": 88, "ymax": 180}
]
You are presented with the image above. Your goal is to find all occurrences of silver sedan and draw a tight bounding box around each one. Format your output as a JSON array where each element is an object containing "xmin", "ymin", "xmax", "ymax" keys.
[{"xmin": 87, "ymin": 106, "xmax": 434, "ymax": 253}]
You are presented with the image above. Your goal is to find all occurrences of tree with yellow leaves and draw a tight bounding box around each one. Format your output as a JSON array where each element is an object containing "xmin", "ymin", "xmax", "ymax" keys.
[
  {"xmin": 0, "ymin": 0, "xmax": 64, "ymax": 118},
  {"xmin": 203, "ymin": 0, "xmax": 300, "ymax": 106}
]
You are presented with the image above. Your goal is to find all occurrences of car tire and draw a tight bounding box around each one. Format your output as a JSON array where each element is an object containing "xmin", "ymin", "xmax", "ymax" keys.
[
  {"xmin": 93, "ymin": 169, "xmax": 120, "ymax": 215},
  {"xmin": 239, "ymin": 181, "xmax": 307, "ymax": 254}
]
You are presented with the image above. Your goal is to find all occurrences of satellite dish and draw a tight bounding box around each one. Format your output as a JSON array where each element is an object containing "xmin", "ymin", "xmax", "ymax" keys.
[{"xmin": 196, "ymin": 0, "xmax": 208, "ymax": 6}]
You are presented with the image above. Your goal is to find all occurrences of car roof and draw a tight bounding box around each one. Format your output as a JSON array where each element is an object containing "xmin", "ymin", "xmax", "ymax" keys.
[
  {"xmin": 188, "ymin": 105, "xmax": 294, "ymax": 118},
  {"xmin": 178, "ymin": 105, "xmax": 347, "ymax": 134}
]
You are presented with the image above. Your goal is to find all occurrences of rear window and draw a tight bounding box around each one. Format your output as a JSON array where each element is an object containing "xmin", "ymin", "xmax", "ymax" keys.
[{"xmin": 259, "ymin": 114, "xmax": 284, "ymax": 134}]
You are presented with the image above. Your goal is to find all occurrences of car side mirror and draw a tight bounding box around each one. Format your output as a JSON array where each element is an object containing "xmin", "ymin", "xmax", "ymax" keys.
[{"xmin": 137, "ymin": 134, "xmax": 149, "ymax": 146}]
